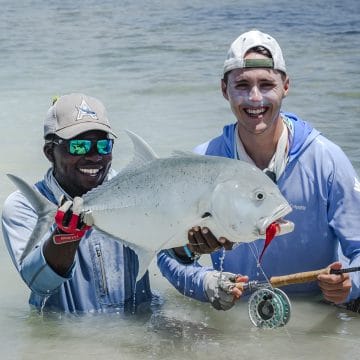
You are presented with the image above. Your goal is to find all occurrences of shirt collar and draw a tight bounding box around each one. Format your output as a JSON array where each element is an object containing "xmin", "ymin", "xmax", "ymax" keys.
[{"xmin": 43, "ymin": 167, "xmax": 117, "ymax": 204}]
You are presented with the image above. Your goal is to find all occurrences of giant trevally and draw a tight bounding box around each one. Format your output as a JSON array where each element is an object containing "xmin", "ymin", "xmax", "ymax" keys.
[{"xmin": 7, "ymin": 130, "xmax": 294, "ymax": 280}]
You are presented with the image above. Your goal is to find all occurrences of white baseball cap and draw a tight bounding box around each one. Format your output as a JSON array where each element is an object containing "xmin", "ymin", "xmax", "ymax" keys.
[
  {"xmin": 223, "ymin": 29, "xmax": 286, "ymax": 75},
  {"xmin": 44, "ymin": 93, "xmax": 117, "ymax": 139}
]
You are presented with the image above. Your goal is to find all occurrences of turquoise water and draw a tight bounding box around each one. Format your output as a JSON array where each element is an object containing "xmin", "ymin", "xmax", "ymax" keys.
[{"xmin": 0, "ymin": 1, "xmax": 359, "ymax": 359}]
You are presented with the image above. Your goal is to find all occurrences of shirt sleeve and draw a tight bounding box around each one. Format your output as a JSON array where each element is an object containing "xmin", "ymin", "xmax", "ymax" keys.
[
  {"xmin": 327, "ymin": 146, "xmax": 360, "ymax": 301},
  {"xmin": 157, "ymin": 250, "xmax": 212, "ymax": 302},
  {"xmin": 192, "ymin": 141, "xmax": 209, "ymax": 155},
  {"xmin": 1, "ymin": 190, "xmax": 75, "ymax": 296}
]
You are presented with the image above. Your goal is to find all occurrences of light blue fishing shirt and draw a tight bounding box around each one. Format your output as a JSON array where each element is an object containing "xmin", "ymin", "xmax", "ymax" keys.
[
  {"xmin": 159, "ymin": 112, "xmax": 360, "ymax": 302},
  {"xmin": 2, "ymin": 168, "xmax": 156, "ymax": 312}
]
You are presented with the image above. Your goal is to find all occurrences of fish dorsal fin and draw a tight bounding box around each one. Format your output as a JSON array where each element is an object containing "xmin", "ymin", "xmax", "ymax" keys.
[
  {"xmin": 125, "ymin": 129, "xmax": 159, "ymax": 165},
  {"xmin": 83, "ymin": 131, "xmax": 159, "ymax": 200},
  {"xmin": 171, "ymin": 150, "xmax": 200, "ymax": 158}
]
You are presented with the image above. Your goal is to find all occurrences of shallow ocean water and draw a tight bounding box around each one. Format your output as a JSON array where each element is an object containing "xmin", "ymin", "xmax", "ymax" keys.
[{"xmin": 0, "ymin": 0, "xmax": 359, "ymax": 359}]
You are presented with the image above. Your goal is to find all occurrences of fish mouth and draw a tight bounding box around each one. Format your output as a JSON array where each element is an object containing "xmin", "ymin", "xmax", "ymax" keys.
[
  {"xmin": 267, "ymin": 218, "xmax": 294, "ymax": 237},
  {"xmin": 257, "ymin": 204, "xmax": 294, "ymax": 237}
]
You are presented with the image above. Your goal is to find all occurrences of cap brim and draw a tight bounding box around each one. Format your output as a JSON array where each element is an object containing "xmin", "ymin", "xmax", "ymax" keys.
[{"xmin": 55, "ymin": 122, "xmax": 117, "ymax": 139}]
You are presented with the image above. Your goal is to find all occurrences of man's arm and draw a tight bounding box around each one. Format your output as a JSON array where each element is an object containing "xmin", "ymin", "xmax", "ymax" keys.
[
  {"xmin": 43, "ymin": 196, "xmax": 91, "ymax": 276},
  {"xmin": 43, "ymin": 231, "xmax": 80, "ymax": 277},
  {"xmin": 1, "ymin": 191, "xmax": 76, "ymax": 296},
  {"xmin": 326, "ymin": 146, "xmax": 360, "ymax": 302},
  {"xmin": 157, "ymin": 250, "xmax": 210, "ymax": 302},
  {"xmin": 157, "ymin": 249, "xmax": 248, "ymax": 310}
]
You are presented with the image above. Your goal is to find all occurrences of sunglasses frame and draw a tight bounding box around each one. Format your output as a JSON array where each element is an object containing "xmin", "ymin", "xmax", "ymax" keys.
[{"xmin": 51, "ymin": 138, "xmax": 113, "ymax": 156}]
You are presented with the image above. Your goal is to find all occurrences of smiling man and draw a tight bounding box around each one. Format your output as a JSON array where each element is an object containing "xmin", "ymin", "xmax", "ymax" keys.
[
  {"xmin": 158, "ymin": 30, "xmax": 360, "ymax": 310},
  {"xmin": 43, "ymin": 95, "xmax": 115, "ymax": 198},
  {"xmin": 1, "ymin": 94, "xmax": 155, "ymax": 312},
  {"xmin": 2, "ymin": 93, "xmax": 246, "ymax": 313}
]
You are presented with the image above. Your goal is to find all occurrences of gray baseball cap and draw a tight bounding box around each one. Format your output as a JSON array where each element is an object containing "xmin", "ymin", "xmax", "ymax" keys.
[
  {"xmin": 223, "ymin": 29, "xmax": 286, "ymax": 75},
  {"xmin": 44, "ymin": 93, "xmax": 117, "ymax": 139}
]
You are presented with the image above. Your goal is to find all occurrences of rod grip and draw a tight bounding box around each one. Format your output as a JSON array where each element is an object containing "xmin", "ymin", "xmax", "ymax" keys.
[{"xmin": 270, "ymin": 267, "xmax": 330, "ymax": 287}]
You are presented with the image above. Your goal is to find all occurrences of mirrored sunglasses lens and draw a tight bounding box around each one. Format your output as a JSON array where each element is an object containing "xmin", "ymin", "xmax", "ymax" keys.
[
  {"xmin": 97, "ymin": 139, "xmax": 113, "ymax": 155},
  {"xmin": 69, "ymin": 140, "xmax": 91, "ymax": 155}
]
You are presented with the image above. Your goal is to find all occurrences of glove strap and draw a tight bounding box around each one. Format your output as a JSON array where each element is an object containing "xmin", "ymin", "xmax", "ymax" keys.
[
  {"xmin": 52, "ymin": 226, "xmax": 91, "ymax": 245},
  {"xmin": 53, "ymin": 232, "xmax": 82, "ymax": 245},
  {"xmin": 183, "ymin": 245, "xmax": 201, "ymax": 261},
  {"xmin": 183, "ymin": 245, "xmax": 193, "ymax": 258},
  {"xmin": 53, "ymin": 208, "xmax": 91, "ymax": 244}
]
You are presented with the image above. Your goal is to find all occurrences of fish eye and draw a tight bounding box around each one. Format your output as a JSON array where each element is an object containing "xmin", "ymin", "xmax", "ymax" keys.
[{"xmin": 254, "ymin": 190, "xmax": 266, "ymax": 201}]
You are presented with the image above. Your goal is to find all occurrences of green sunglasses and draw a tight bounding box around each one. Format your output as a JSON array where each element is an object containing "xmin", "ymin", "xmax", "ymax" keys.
[{"xmin": 53, "ymin": 138, "xmax": 113, "ymax": 155}]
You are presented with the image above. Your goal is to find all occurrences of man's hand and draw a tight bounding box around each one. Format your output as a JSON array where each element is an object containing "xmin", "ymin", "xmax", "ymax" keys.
[
  {"xmin": 43, "ymin": 196, "xmax": 93, "ymax": 276},
  {"xmin": 318, "ymin": 262, "xmax": 352, "ymax": 304},
  {"xmin": 187, "ymin": 226, "xmax": 234, "ymax": 254},
  {"xmin": 53, "ymin": 196, "xmax": 92, "ymax": 244},
  {"xmin": 204, "ymin": 271, "xmax": 249, "ymax": 310}
]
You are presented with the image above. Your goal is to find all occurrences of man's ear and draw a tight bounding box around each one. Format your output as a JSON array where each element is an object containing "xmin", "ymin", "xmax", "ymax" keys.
[
  {"xmin": 221, "ymin": 79, "xmax": 229, "ymax": 100},
  {"xmin": 43, "ymin": 143, "xmax": 54, "ymax": 163},
  {"xmin": 283, "ymin": 76, "xmax": 290, "ymax": 98}
]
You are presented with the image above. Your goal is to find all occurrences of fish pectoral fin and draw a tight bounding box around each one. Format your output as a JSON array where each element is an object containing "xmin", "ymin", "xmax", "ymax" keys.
[
  {"xmin": 7, "ymin": 174, "xmax": 57, "ymax": 262},
  {"xmin": 91, "ymin": 228, "xmax": 156, "ymax": 282},
  {"xmin": 121, "ymin": 241, "xmax": 156, "ymax": 282}
]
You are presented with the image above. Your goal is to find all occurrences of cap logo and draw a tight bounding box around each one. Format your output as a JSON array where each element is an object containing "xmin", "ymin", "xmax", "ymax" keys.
[
  {"xmin": 243, "ymin": 58, "xmax": 274, "ymax": 68},
  {"xmin": 76, "ymin": 100, "xmax": 98, "ymax": 120}
]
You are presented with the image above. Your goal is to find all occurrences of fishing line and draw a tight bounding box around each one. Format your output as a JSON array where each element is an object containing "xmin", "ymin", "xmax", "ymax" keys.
[
  {"xmin": 247, "ymin": 242, "xmax": 271, "ymax": 285},
  {"xmin": 245, "ymin": 242, "xmax": 295, "ymax": 335}
]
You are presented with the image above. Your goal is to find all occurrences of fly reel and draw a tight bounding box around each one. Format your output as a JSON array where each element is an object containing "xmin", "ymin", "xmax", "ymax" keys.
[
  {"xmin": 248, "ymin": 287, "xmax": 291, "ymax": 328},
  {"xmin": 246, "ymin": 266, "xmax": 360, "ymax": 328}
]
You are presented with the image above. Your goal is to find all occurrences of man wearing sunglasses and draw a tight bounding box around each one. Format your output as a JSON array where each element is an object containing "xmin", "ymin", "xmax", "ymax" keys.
[
  {"xmin": 2, "ymin": 93, "xmax": 156, "ymax": 312},
  {"xmin": 2, "ymin": 93, "xmax": 245, "ymax": 313}
]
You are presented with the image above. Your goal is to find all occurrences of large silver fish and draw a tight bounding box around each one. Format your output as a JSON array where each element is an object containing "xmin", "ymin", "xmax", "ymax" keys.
[{"xmin": 8, "ymin": 130, "xmax": 294, "ymax": 280}]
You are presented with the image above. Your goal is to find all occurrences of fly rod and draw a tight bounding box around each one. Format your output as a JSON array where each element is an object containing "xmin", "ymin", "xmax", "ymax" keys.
[{"xmin": 235, "ymin": 266, "xmax": 360, "ymax": 291}]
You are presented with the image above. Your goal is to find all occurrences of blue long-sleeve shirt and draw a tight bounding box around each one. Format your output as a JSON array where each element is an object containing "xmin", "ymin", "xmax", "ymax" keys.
[
  {"xmin": 2, "ymin": 168, "xmax": 154, "ymax": 312},
  {"xmin": 2, "ymin": 164, "xmax": 214, "ymax": 313},
  {"xmin": 159, "ymin": 112, "xmax": 360, "ymax": 302}
]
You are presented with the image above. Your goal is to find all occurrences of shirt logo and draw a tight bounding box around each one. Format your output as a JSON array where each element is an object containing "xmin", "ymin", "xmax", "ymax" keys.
[
  {"xmin": 289, "ymin": 204, "xmax": 306, "ymax": 211},
  {"xmin": 76, "ymin": 100, "xmax": 98, "ymax": 120},
  {"xmin": 354, "ymin": 177, "xmax": 360, "ymax": 192}
]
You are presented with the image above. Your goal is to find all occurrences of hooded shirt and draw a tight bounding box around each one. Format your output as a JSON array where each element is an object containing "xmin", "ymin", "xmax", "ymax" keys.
[{"xmin": 159, "ymin": 112, "xmax": 360, "ymax": 302}]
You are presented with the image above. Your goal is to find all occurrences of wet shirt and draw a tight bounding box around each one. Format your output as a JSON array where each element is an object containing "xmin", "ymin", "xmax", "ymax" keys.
[
  {"xmin": 2, "ymin": 168, "xmax": 153, "ymax": 312},
  {"xmin": 194, "ymin": 112, "xmax": 360, "ymax": 301}
]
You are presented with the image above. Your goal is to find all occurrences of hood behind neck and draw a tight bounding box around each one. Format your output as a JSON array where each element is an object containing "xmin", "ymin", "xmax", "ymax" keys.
[{"xmin": 221, "ymin": 112, "xmax": 320, "ymax": 161}]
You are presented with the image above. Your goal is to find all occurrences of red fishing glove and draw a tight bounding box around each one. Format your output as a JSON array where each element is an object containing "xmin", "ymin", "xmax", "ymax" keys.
[{"xmin": 53, "ymin": 196, "xmax": 92, "ymax": 245}]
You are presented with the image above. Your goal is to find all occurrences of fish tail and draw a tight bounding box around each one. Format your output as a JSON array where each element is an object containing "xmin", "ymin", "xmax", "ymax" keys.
[{"xmin": 7, "ymin": 174, "xmax": 57, "ymax": 262}]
